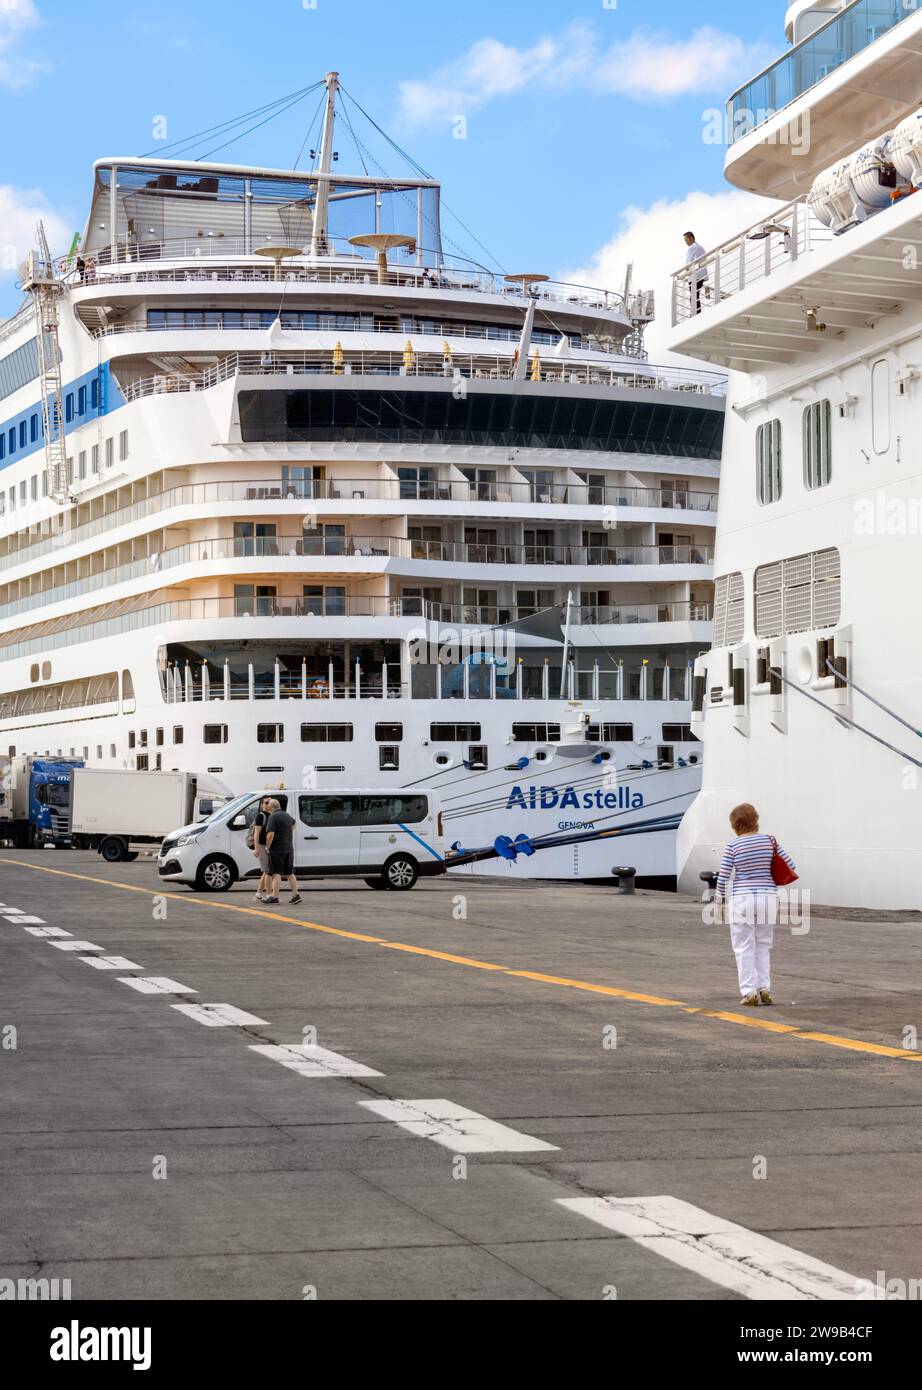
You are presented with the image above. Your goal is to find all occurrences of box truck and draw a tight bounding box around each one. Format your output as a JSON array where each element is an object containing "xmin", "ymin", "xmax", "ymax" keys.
[
  {"xmin": 0, "ymin": 756, "xmax": 85, "ymax": 847},
  {"xmin": 69, "ymin": 769, "xmax": 231, "ymax": 862}
]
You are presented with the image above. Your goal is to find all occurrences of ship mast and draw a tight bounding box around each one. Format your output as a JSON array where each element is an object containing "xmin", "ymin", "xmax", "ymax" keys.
[{"xmin": 310, "ymin": 70, "xmax": 339, "ymax": 258}]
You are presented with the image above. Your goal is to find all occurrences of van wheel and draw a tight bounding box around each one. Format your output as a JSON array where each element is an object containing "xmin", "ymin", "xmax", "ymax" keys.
[
  {"xmin": 384, "ymin": 855, "xmax": 418, "ymax": 891},
  {"xmin": 100, "ymin": 837, "xmax": 127, "ymax": 863},
  {"xmin": 364, "ymin": 877, "xmax": 388, "ymax": 890},
  {"xmin": 195, "ymin": 856, "xmax": 236, "ymax": 892}
]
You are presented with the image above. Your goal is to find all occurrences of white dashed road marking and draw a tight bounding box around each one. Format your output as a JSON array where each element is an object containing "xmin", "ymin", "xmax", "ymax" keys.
[
  {"xmin": 171, "ymin": 1003, "xmax": 270, "ymax": 1028},
  {"xmin": 81, "ymin": 955, "xmax": 143, "ymax": 970},
  {"xmin": 119, "ymin": 976, "xmax": 197, "ymax": 995},
  {"xmin": 49, "ymin": 940, "xmax": 105, "ymax": 952},
  {"xmin": 358, "ymin": 1098, "xmax": 559, "ymax": 1154},
  {"xmin": 2, "ymin": 915, "xmax": 45, "ymax": 924},
  {"xmin": 249, "ymin": 1043, "xmax": 383, "ymax": 1078},
  {"xmin": 556, "ymin": 1195, "xmax": 874, "ymax": 1301},
  {"xmin": 25, "ymin": 927, "xmax": 71, "ymax": 938}
]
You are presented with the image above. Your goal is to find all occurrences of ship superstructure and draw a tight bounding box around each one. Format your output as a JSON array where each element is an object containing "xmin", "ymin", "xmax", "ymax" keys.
[
  {"xmin": 668, "ymin": 2, "xmax": 922, "ymax": 906},
  {"xmin": 0, "ymin": 74, "xmax": 725, "ymax": 877}
]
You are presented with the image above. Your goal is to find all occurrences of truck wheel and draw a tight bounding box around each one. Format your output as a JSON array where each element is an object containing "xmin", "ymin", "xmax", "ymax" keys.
[
  {"xmin": 125, "ymin": 852, "xmax": 139, "ymax": 862},
  {"xmin": 194, "ymin": 856, "xmax": 237, "ymax": 892},
  {"xmin": 364, "ymin": 877, "xmax": 388, "ymax": 890},
  {"xmin": 99, "ymin": 838, "xmax": 128, "ymax": 863},
  {"xmin": 383, "ymin": 855, "xmax": 418, "ymax": 891}
]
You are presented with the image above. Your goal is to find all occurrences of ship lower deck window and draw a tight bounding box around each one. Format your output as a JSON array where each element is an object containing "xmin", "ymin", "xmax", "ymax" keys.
[
  {"xmin": 511, "ymin": 722, "xmax": 561, "ymax": 742},
  {"xmin": 756, "ymin": 419, "xmax": 782, "ymax": 504},
  {"xmin": 587, "ymin": 723, "xmax": 634, "ymax": 741},
  {"xmin": 430, "ymin": 722, "xmax": 482, "ymax": 741},
  {"xmin": 300, "ymin": 723, "xmax": 353, "ymax": 742},
  {"xmin": 375, "ymin": 722, "xmax": 403, "ymax": 742},
  {"xmin": 871, "ymin": 359, "xmax": 891, "ymax": 454},
  {"xmin": 754, "ymin": 548, "xmax": 841, "ymax": 638},
  {"xmin": 803, "ymin": 401, "xmax": 831, "ymax": 490},
  {"xmin": 662, "ymin": 723, "xmax": 699, "ymax": 742},
  {"xmin": 467, "ymin": 745, "xmax": 488, "ymax": 769},
  {"xmin": 173, "ymin": 727, "xmax": 183, "ymax": 743},
  {"xmin": 712, "ymin": 572, "xmax": 744, "ymax": 647},
  {"xmin": 257, "ymin": 724, "xmax": 283, "ymax": 743},
  {"xmin": 204, "ymin": 724, "xmax": 228, "ymax": 744}
]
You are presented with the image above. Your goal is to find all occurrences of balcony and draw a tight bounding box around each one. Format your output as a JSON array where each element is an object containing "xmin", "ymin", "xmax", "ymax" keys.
[
  {"xmin": 118, "ymin": 351, "xmax": 727, "ymax": 402},
  {"xmin": 0, "ymin": 472, "xmax": 719, "ymax": 578},
  {"xmin": 0, "ymin": 590, "xmax": 711, "ymax": 675},
  {"xmin": 725, "ymin": 2, "xmax": 922, "ymax": 196},
  {"xmin": 669, "ymin": 182, "xmax": 922, "ymax": 370}
]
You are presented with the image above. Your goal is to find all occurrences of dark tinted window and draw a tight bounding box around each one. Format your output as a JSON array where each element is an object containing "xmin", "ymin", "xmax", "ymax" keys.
[
  {"xmin": 298, "ymin": 794, "xmax": 364, "ymax": 827},
  {"xmin": 238, "ymin": 389, "xmax": 723, "ymax": 459},
  {"xmin": 362, "ymin": 794, "xmax": 428, "ymax": 825}
]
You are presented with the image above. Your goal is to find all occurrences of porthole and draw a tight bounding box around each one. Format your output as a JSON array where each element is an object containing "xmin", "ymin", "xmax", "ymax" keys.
[
  {"xmin": 433, "ymin": 753, "xmax": 453, "ymax": 768},
  {"xmin": 41, "ymin": 661, "xmax": 51, "ymax": 680},
  {"xmin": 29, "ymin": 664, "xmax": 39, "ymax": 683}
]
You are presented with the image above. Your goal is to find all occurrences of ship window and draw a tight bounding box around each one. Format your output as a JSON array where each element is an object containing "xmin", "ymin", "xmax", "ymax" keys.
[
  {"xmin": 300, "ymin": 723, "xmax": 353, "ymax": 742},
  {"xmin": 91, "ymin": 444, "xmax": 99, "ymax": 473},
  {"xmin": 78, "ymin": 452, "xmax": 86, "ymax": 480},
  {"xmin": 8, "ymin": 426, "xmax": 15, "ymax": 454},
  {"xmin": 467, "ymin": 745, "xmax": 488, "ymax": 769},
  {"xmin": 204, "ymin": 724, "xmax": 228, "ymax": 744},
  {"xmin": 375, "ymin": 722, "xmax": 403, "ymax": 742},
  {"xmin": 803, "ymin": 400, "xmax": 831, "ymax": 489},
  {"xmin": 587, "ymin": 723, "xmax": 634, "ymax": 741},
  {"xmin": 754, "ymin": 548, "xmax": 840, "ymax": 638},
  {"xmin": 18, "ymin": 420, "xmax": 26, "ymax": 448},
  {"xmin": 128, "ymin": 731, "xmax": 136, "ymax": 749},
  {"xmin": 119, "ymin": 430, "xmax": 129, "ymax": 461},
  {"xmin": 30, "ymin": 474, "xmax": 37, "ymax": 500},
  {"xmin": 136, "ymin": 754, "xmax": 149, "ymax": 771},
  {"xmin": 105, "ymin": 438, "xmax": 114, "ymax": 469},
  {"xmin": 78, "ymin": 385, "xmax": 87, "ymax": 416},
  {"xmin": 662, "ymin": 723, "xmax": 699, "ymax": 742},
  {"xmin": 30, "ymin": 414, "xmax": 38, "ymax": 441},
  {"xmin": 378, "ymin": 745, "xmax": 399, "ymax": 771},
  {"xmin": 156, "ymin": 728, "xmax": 164, "ymax": 746},
  {"xmin": 172, "ymin": 727, "xmax": 184, "ymax": 743},
  {"xmin": 756, "ymin": 419, "xmax": 782, "ymax": 504},
  {"xmin": 257, "ymin": 723, "xmax": 283, "ymax": 743},
  {"xmin": 65, "ymin": 394, "xmax": 74, "ymax": 423},
  {"xmin": 871, "ymin": 359, "xmax": 890, "ymax": 455},
  {"xmin": 711, "ymin": 572, "xmax": 744, "ymax": 647},
  {"xmin": 511, "ymin": 722, "xmax": 561, "ymax": 742},
  {"xmin": 430, "ymin": 722, "xmax": 482, "ymax": 741},
  {"xmin": 91, "ymin": 378, "xmax": 100, "ymax": 409},
  {"xmin": 0, "ymin": 435, "xmax": 5, "ymax": 459}
]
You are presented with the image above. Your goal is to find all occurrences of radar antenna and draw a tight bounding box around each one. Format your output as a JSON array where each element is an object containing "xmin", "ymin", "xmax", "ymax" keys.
[{"xmin": 21, "ymin": 223, "xmax": 69, "ymax": 505}]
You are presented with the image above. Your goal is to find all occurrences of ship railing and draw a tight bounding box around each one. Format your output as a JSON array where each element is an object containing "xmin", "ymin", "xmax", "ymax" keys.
[
  {"xmin": 726, "ymin": 0, "xmax": 914, "ymax": 145},
  {"xmin": 120, "ymin": 353, "xmax": 727, "ymax": 401},
  {"xmin": 0, "ymin": 537, "xmax": 715, "ymax": 618},
  {"xmin": 0, "ymin": 590, "xmax": 711, "ymax": 669},
  {"xmin": 0, "ymin": 477, "xmax": 719, "ymax": 575},
  {"xmin": 88, "ymin": 316, "xmax": 650, "ymax": 361},
  {"xmin": 61, "ymin": 239, "xmax": 627, "ymax": 314},
  {"xmin": 670, "ymin": 196, "xmax": 833, "ymax": 325}
]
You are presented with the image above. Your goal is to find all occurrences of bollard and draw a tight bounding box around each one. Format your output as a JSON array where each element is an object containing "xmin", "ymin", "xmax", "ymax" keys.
[
  {"xmin": 612, "ymin": 865, "xmax": 637, "ymax": 895},
  {"xmin": 700, "ymin": 869, "xmax": 719, "ymax": 902}
]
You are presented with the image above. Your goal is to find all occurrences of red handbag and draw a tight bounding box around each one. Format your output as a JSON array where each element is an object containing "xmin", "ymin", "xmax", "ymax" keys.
[{"xmin": 770, "ymin": 835, "xmax": 798, "ymax": 886}]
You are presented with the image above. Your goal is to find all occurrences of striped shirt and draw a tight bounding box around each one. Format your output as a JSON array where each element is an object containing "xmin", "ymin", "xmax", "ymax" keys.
[{"xmin": 716, "ymin": 833, "xmax": 796, "ymax": 899}]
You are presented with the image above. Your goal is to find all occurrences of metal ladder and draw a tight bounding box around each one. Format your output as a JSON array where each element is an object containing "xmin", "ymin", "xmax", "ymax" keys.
[{"xmin": 22, "ymin": 222, "xmax": 69, "ymax": 505}]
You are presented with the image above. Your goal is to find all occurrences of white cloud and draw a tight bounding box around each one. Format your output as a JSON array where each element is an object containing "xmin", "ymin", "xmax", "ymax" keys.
[
  {"xmin": 561, "ymin": 188, "xmax": 778, "ymax": 365},
  {"xmin": 0, "ymin": 184, "xmax": 72, "ymax": 287},
  {"xmin": 397, "ymin": 22, "xmax": 771, "ymax": 125},
  {"xmin": 0, "ymin": 0, "xmax": 47, "ymax": 88}
]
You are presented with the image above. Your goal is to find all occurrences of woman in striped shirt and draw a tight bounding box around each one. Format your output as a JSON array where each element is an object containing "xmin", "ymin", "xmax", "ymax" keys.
[{"xmin": 714, "ymin": 803, "xmax": 797, "ymax": 1008}]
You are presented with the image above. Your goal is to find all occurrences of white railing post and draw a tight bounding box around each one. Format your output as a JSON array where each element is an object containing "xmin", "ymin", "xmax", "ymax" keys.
[
  {"xmin": 201, "ymin": 663, "xmax": 210, "ymax": 701},
  {"xmin": 184, "ymin": 663, "xmax": 193, "ymax": 702},
  {"xmin": 593, "ymin": 662, "xmax": 600, "ymax": 701},
  {"xmin": 517, "ymin": 659, "xmax": 523, "ymax": 700},
  {"xmin": 301, "ymin": 660, "xmax": 307, "ymax": 699},
  {"xmin": 463, "ymin": 660, "xmax": 469, "ymax": 699},
  {"xmin": 274, "ymin": 659, "xmax": 280, "ymax": 701},
  {"xmin": 542, "ymin": 661, "xmax": 549, "ymax": 701},
  {"xmin": 490, "ymin": 660, "xmax": 497, "ymax": 700},
  {"xmin": 328, "ymin": 660, "xmax": 335, "ymax": 699},
  {"xmin": 223, "ymin": 659, "xmax": 230, "ymax": 701},
  {"xmin": 355, "ymin": 659, "xmax": 361, "ymax": 700},
  {"xmin": 436, "ymin": 661, "xmax": 442, "ymax": 699},
  {"xmin": 381, "ymin": 662, "xmax": 388, "ymax": 699},
  {"xmin": 247, "ymin": 663, "xmax": 254, "ymax": 700}
]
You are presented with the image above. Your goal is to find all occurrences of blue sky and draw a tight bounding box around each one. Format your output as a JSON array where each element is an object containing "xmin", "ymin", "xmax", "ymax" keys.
[{"xmin": 0, "ymin": 0, "xmax": 784, "ymax": 334}]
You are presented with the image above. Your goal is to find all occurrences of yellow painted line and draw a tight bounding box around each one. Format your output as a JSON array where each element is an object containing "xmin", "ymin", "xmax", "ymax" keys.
[{"xmin": 5, "ymin": 857, "xmax": 922, "ymax": 1063}]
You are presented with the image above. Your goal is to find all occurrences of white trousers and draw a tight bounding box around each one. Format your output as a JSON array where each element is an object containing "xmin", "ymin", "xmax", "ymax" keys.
[{"xmin": 728, "ymin": 891, "xmax": 778, "ymax": 996}]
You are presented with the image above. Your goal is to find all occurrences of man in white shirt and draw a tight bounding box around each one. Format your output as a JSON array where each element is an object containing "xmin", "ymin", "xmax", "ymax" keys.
[{"xmin": 683, "ymin": 231, "xmax": 708, "ymax": 315}]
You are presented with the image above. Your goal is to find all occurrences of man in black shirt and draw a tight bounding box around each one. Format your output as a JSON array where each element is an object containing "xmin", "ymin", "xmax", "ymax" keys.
[{"xmin": 263, "ymin": 798, "xmax": 301, "ymax": 905}]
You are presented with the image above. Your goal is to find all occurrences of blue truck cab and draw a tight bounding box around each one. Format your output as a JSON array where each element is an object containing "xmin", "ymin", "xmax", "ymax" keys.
[{"xmin": 25, "ymin": 758, "xmax": 84, "ymax": 846}]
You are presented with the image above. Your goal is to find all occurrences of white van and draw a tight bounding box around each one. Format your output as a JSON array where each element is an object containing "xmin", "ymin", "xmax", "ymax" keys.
[{"xmin": 157, "ymin": 788, "xmax": 446, "ymax": 892}]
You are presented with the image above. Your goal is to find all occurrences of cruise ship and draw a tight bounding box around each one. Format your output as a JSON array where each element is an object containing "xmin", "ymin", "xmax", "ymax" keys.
[
  {"xmin": 0, "ymin": 73, "xmax": 726, "ymax": 879},
  {"xmin": 668, "ymin": 2, "xmax": 922, "ymax": 907}
]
